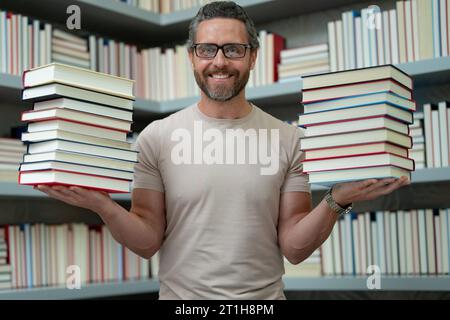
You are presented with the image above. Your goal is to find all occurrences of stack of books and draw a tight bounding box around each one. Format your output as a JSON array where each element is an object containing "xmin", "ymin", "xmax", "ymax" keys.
[
  {"xmin": 0, "ymin": 228, "xmax": 12, "ymax": 290},
  {"xmin": 283, "ymin": 250, "xmax": 321, "ymax": 278},
  {"xmin": 0, "ymin": 138, "xmax": 26, "ymax": 182},
  {"xmin": 278, "ymin": 44, "xmax": 330, "ymax": 82},
  {"xmin": 18, "ymin": 63, "xmax": 136, "ymax": 193},
  {"xmin": 52, "ymin": 29, "xmax": 90, "ymax": 69},
  {"xmin": 299, "ymin": 65, "xmax": 416, "ymax": 186}
]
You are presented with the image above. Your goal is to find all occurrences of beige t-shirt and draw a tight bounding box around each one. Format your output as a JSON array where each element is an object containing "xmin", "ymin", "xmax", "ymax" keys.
[{"xmin": 132, "ymin": 103, "xmax": 310, "ymax": 299}]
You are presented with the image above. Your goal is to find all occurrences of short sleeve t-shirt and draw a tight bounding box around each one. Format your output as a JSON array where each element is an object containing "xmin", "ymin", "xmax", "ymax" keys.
[{"xmin": 132, "ymin": 103, "xmax": 310, "ymax": 299}]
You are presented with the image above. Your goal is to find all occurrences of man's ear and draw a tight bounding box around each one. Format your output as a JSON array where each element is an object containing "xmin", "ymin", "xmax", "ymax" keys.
[{"xmin": 249, "ymin": 48, "xmax": 257, "ymax": 70}]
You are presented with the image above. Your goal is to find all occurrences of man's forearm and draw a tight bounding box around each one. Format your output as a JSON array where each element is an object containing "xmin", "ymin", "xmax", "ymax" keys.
[
  {"xmin": 285, "ymin": 199, "xmax": 339, "ymax": 264},
  {"xmin": 94, "ymin": 200, "xmax": 161, "ymax": 259}
]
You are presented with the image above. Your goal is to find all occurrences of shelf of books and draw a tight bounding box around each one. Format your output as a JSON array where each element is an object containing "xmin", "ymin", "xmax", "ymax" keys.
[
  {"xmin": 0, "ymin": 167, "xmax": 449, "ymax": 199},
  {"xmin": 1, "ymin": 275, "xmax": 450, "ymax": 300},
  {"xmin": 0, "ymin": 278, "xmax": 159, "ymax": 300},
  {"xmin": 283, "ymin": 276, "xmax": 450, "ymax": 291}
]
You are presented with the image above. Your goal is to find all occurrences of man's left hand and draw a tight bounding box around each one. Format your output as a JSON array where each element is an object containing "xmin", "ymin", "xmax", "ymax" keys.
[{"xmin": 331, "ymin": 176, "xmax": 410, "ymax": 207}]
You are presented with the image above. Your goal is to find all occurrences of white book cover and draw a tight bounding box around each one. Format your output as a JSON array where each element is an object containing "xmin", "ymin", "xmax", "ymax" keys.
[
  {"xmin": 352, "ymin": 218, "xmax": 360, "ymax": 275},
  {"xmin": 411, "ymin": 210, "xmax": 420, "ymax": 274},
  {"xmin": 435, "ymin": 215, "xmax": 443, "ymax": 274},
  {"xmin": 411, "ymin": 0, "xmax": 420, "ymax": 61},
  {"xmin": 354, "ymin": 17, "xmax": 363, "ymax": 69},
  {"xmin": 376, "ymin": 12, "xmax": 384, "ymax": 66},
  {"xmin": 432, "ymin": 0, "xmax": 442, "ymax": 57},
  {"xmin": 389, "ymin": 9, "xmax": 399, "ymax": 64},
  {"xmin": 339, "ymin": 219, "xmax": 348, "ymax": 274},
  {"xmin": 7, "ymin": 226, "xmax": 16, "ymax": 288},
  {"xmin": 384, "ymin": 211, "xmax": 392, "ymax": 274},
  {"xmin": 425, "ymin": 209, "xmax": 436, "ymax": 274},
  {"xmin": 440, "ymin": 0, "xmax": 448, "ymax": 56},
  {"xmin": 398, "ymin": 210, "xmax": 407, "ymax": 275},
  {"xmin": 397, "ymin": 1, "xmax": 407, "ymax": 63},
  {"xmin": 266, "ymin": 33, "xmax": 274, "ymax": 84},
  {"xmin": 342, "ymin": 12, "xmax": 350, "ymax": 70},
  {"xmin": 390, "ymin": 212, "xmax": 399, "ymax": 275},
  {"xmin": 332, "ymin": 222, "xmax": 342, "ymax": 275},
  {"xmin": 364, "ymin": 212, "xmax": 373, "ymax": 269},
  {"xmin": 371, "ymin": 221, "xmax": 378, "ymax": 275},
  {"xmin": 431, "ymin": 109, "xmax": 442, "ymax": 167},
  {"xmin": 423, "ymin": 104, "xmax": 434, "ymax": 167},
  {"xmin": 376, "ymin": 211, "xmax": 386, "ymax": 274},
  {"xmin": 438, "ymin": 102, "xmax": 449, "ymax": 166},
  {"xmin": 404, "ymin": 1, "xmax": 414, "ymax": 62},
  {"xmin": 418, "ymin": 209, "xmax": 428, "ymax": 274},
  {"xmin": 321, "ymin": 232, "xmax": 334, "ymax": 275},
  {"xmin": 345, "ymin": 214, "xmax": 354, "ymax": 275},
  {"xmin": 382, "ymin": 11, "xmax": 391, "ymax": 64},
  {"xmin": 327, "ymin": 21, "xmax": 338, "ymax": 72},
  {"xmin": 404, "ymin": 210, "xmax": 414, "ymax": 274},
  {"xmin": 0, "ymin": 11, "xmax": 6, "ymax": 73},
  {"xmin": 335, "ymin": 20, "xmax": 345, "ymax": 71},
  {"xmin": 22, "ymin": 16, "xmax": 29, "ymax": 73},
  {"xmin": 358, "ymin": 214, "xmax": 367, "ymax": 274}
]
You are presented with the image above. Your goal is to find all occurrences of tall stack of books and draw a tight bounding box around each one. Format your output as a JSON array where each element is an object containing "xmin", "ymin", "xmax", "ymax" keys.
[
  {"xmin": 278, "ymin": 44, "xmax": 330, "ymax": 82},
  {"xmin": 0, "ymin": 138, "xmax": 26, "ymax": 182},
  {"xmin": 0, "ymin": 228, "xmax": 12, "ymax": 290},
  {"xmin": 18, "ymin": 63, "xmax": 136, "ymax": 193},
  {"xmin": 299, "ymin": 65, "xmax": 416, "ymax": 186}
]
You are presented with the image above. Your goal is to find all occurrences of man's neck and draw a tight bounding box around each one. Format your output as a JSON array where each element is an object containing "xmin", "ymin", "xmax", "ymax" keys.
[{"xmin": 197, "ymin": 91, "xmax": 252, "ymax": 120}]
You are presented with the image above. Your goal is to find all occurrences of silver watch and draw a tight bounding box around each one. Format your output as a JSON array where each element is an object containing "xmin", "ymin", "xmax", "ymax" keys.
[{"xmin": 324, "ymin": 187, "xmax": 353, "ymax": 217}]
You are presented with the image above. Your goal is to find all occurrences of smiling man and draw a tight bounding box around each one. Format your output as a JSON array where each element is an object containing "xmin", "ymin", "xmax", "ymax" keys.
[{"xmin": 35, "ymin": 1, "xmax": 410, "ymax": 300}]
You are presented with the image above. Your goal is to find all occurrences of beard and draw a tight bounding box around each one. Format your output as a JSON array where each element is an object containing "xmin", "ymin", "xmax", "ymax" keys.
[{"xmin": 193, "ymin": 67, "xmax": 250, "ymax": 102}]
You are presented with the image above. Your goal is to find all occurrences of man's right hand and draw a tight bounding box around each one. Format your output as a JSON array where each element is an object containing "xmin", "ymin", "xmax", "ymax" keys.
[{"xmin": 34, "ymin": 185, "xmax": 114, "ymax": 214}]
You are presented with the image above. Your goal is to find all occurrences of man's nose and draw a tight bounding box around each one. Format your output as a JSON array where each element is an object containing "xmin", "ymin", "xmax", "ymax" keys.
[{"xmin": 212, "ymin": 48, "xmax": 228, "ymax": 68}]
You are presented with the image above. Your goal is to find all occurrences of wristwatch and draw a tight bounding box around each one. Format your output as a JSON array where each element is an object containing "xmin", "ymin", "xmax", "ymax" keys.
[{"xmin": 324, "ymin": 187, "xmax": 353, "ymax": 217}]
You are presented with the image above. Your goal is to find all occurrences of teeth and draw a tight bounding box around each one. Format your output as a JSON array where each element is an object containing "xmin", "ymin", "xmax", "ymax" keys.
[{"xmin": 211, "ymin": 74, "xmax": 230, "ymax": 79}]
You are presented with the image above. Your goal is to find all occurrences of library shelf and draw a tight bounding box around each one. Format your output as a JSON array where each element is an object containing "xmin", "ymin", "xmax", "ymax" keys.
[
  {"xmin": 0, "ymin": 278, "xmax": 159, "ymax": 300},
  {"xmin": 1, "ymin": 167, "xmax": 450, "ymax": 199},
  {"xmin": 2, "ymin": 56, "xmax": 450, "ymax": 114},
  {"xmin": 282, "ymin": 275, "xmax": 450, "ymax": 291},
  {"xmin": 1, "ymin": 275, "xmax": 449, "ymax": 300},
  {"xmin": 0, "ymin": 0, "xmax": 363, "ymax": 46}
]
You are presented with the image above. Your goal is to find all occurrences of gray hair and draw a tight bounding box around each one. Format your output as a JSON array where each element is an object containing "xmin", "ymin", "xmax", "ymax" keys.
[{"xmin": 186, "ymin": 1, "xmax": 260, "ymax": 50}]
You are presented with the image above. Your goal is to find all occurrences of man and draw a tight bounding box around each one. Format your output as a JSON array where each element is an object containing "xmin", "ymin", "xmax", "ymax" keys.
[{"xmin": 35, "ymin": 1, "xmax": 409, "ymax": 299}]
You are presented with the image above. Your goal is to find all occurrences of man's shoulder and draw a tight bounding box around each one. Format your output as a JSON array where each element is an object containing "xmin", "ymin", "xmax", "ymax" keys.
[
  {"xmin": 252, "ymin": 104, "xmax": 302, "ymax": 137},
  {"xmin": 140, "ymin": 104, "xmax": 196, "ymax": 135}
]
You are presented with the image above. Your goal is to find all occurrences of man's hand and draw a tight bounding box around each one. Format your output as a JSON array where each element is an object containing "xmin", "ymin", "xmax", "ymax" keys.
[
  {"xmin": 331, "ymin": 176, "xmax": 410, "ymax": 207},
  {"xmin": 34, "ymin": 185, "xmax": 114, "ymax": 213}
]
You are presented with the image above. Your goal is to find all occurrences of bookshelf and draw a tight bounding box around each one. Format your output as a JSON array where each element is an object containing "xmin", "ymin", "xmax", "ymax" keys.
[
  {"xmin": 0, "ymin": 0, "xmax": 364, "ymax": 46},
  {"xmin": 1, "ymin": 275, "xmax": 449, "ymax": 300},
  {"xmin": 1, "ymin": 167, "xmax": 449, "ymax": 200},
  {"xmin": 1, "ymin": 0, "xmax": 450, "ymax": 299},
  {"xmin": 2, "ymin": 56, "xmax": 450, "ymax": 114}
]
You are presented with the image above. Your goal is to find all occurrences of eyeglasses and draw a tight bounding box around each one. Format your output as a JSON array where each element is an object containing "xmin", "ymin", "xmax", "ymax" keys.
[{"xmin": 191, "ymin": 43, "xmax": 252, "ymax": 59}]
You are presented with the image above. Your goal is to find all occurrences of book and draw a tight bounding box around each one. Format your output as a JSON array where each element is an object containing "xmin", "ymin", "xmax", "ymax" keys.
[
  {"xmin": 26, "ymin": 119, "xmax": 127, "ymax": 141},
  {"xmin": 19, "ymin": 170, "xmax": 131, "ymax": 193},
  {"xmin": 20, "ymin": 161, "xmax": 134, "ymax": 180},
  {"xmin": 23, "ymin": 150, "xmax": 136, "ymax": 172},
  {"xmin": 26, "ymin": 139, "xmax": 138, "ymax": 162},
  {"xmin": 300, "ymin": 128, "xmax": 412, "ymax": 150},
  {"xmin": 298, "ymin": 103, "xmax": 413, "ymax": 126},
  {"xmin": 302, "ymin": 64, "xmax": 412, "ymax": 90},
  {"xmin": 33, "ymin": 98, "xmax": 133, "ymax": 121},
  {"xmin": 303, "ymin": 116, "xmax": 409, "ymax": 137},
  {"xmin": 21, "ymin": 108, "xmax": 132, "ymax": 132},
  {"xmin": 21, "ymin": 130, "xmax": 132, "ymax": 150},
  {"xmin": 23, "ymin": 63, "xmax": 134, "ymax": 99},
  {"xmin": 303, "ymin": 91, "xmax": 416, "ymax": 114},
  {"xmin": 302, "ymin": 79, "xmax": 412, "ymax": 103},
  {"xmin": 304, "ymin": 142, "xmax": 409, "ymax": 160},
  {"xmin": 308, "ymin": 165, "xmax": 411, "ymax": 185},
  {"xmin": 303, "ymin": 152, "xmax": 414, "ymax": 173},
  {"xmin": 22, "ymin": 83, "xmax": 134, "ymax": 111}
]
